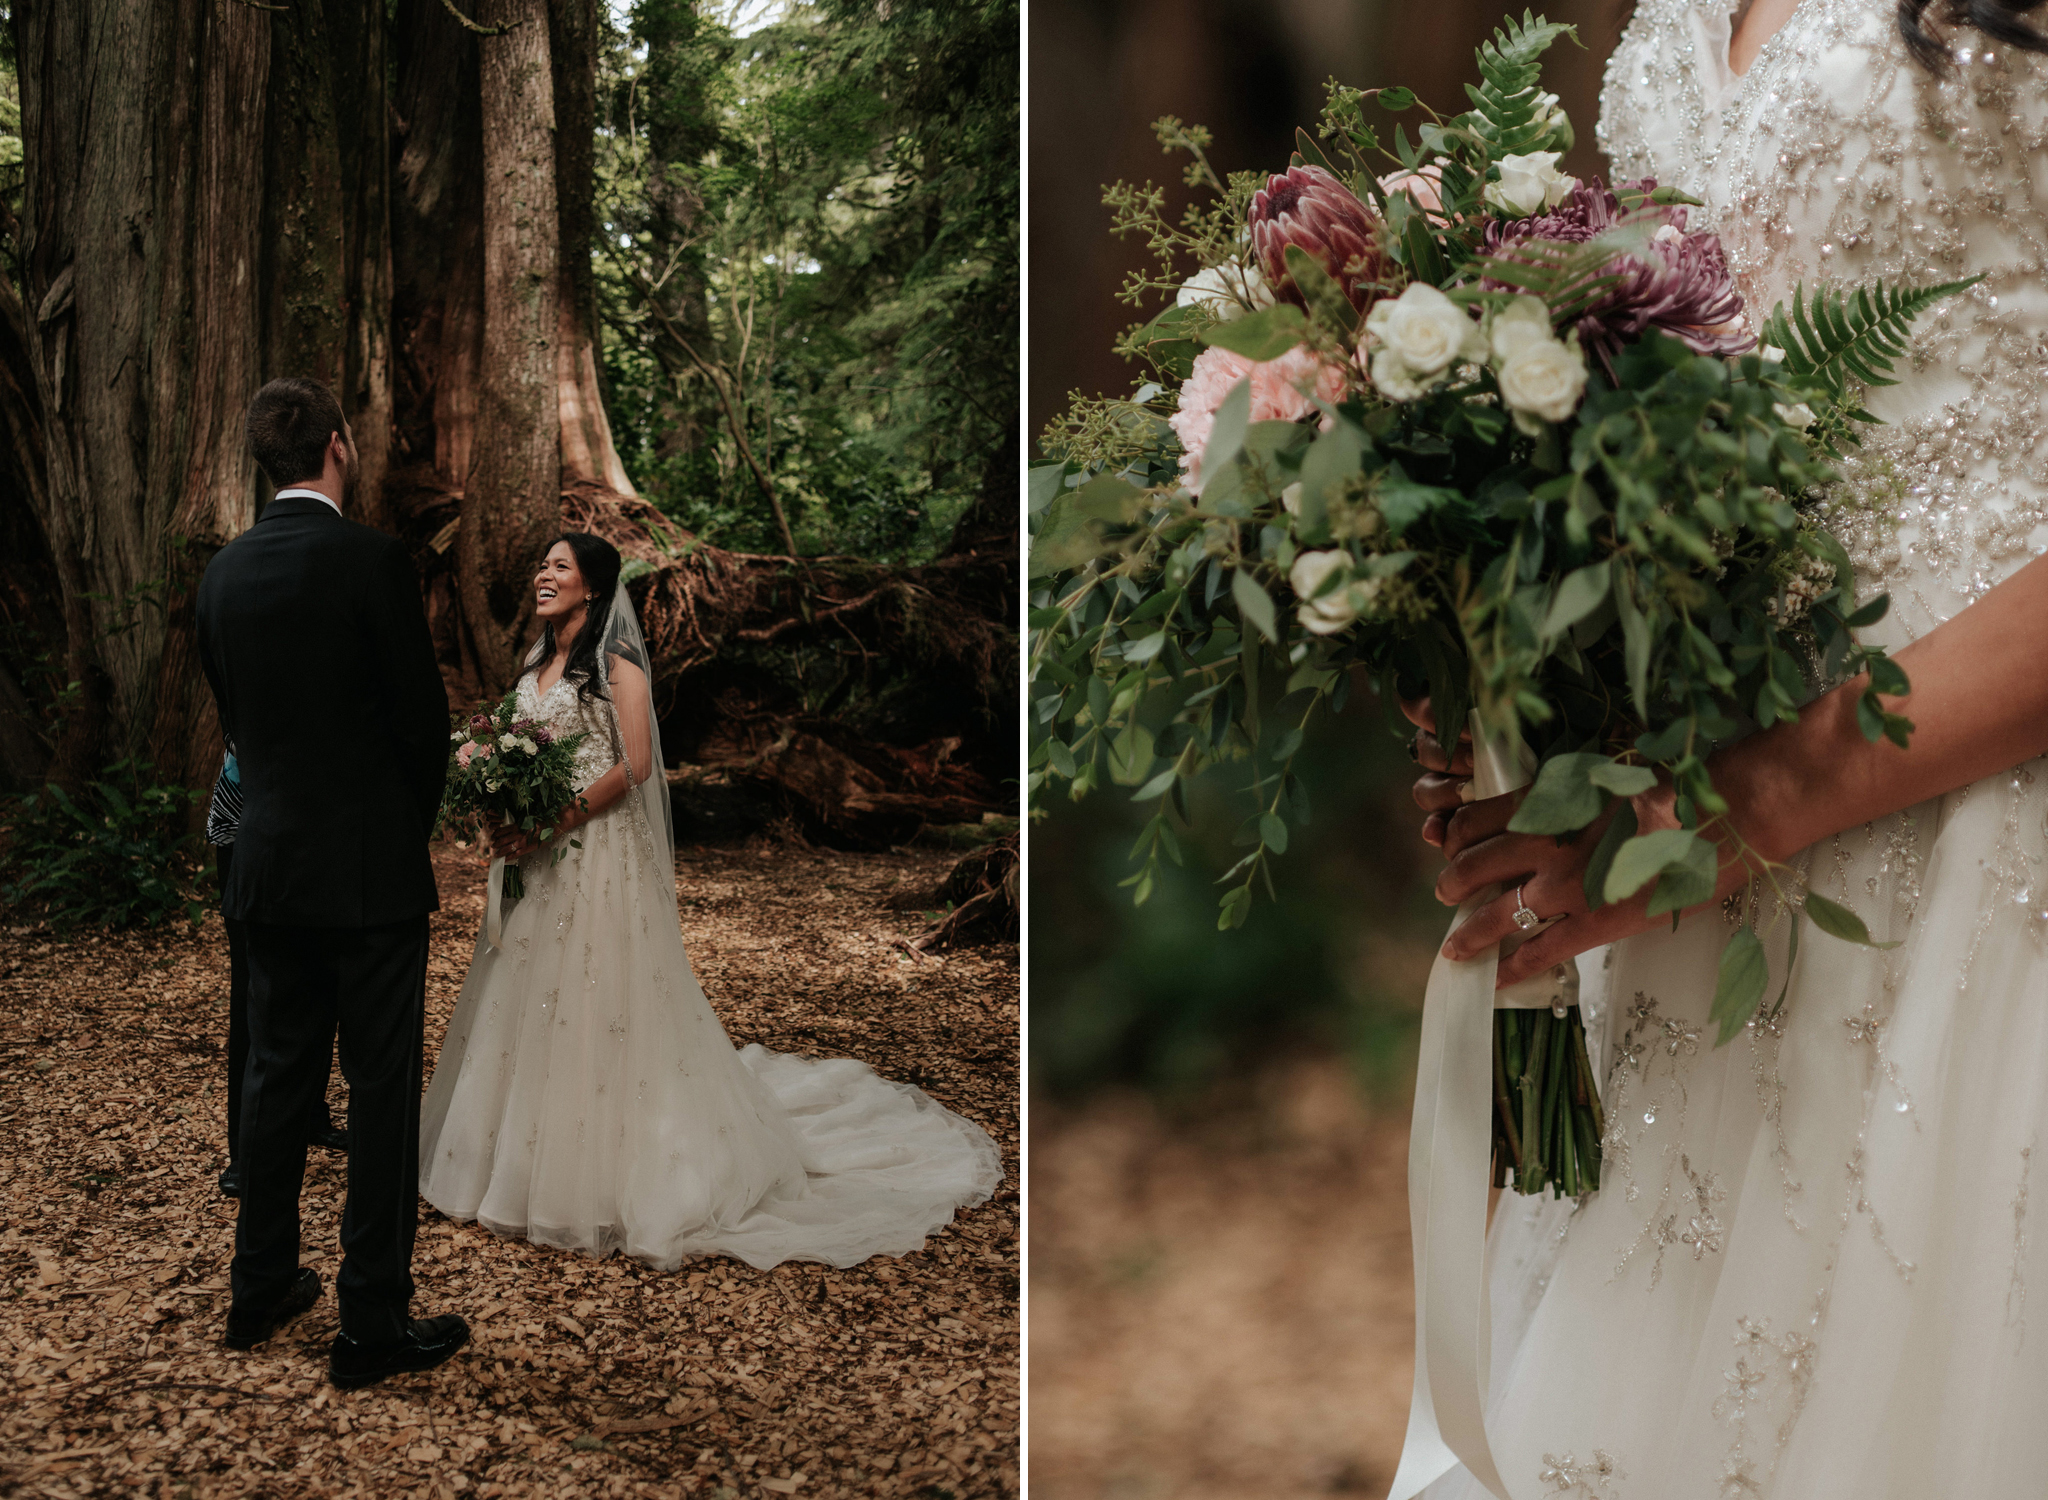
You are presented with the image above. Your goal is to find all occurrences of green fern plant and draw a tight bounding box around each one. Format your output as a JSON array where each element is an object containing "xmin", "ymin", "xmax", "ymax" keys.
[
  {"xmin": 1763, "ymin": 276, "xmax": 1983, "ymax": 417},
  {"xmin": 1455, "ymin": 11, "xmax": 1579, "ymax": 160}
]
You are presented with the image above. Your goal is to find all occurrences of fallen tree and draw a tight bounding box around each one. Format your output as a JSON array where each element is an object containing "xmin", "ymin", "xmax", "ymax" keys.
[{"xmin": 389, "ymin": 470, "xmax": 1017, "ymax": 848}]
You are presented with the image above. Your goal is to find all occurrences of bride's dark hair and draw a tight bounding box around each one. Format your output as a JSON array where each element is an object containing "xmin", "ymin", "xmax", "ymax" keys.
[
  {"xmin": 529, "ymin": 531, "xmax": 622, "ymax": 704},
  {"xmin": 1900, "ymin": 0, "xmax": 2048, "ymax": 66}
]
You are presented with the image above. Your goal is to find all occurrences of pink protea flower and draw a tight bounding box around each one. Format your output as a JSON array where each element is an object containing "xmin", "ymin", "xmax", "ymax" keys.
[
  {"xmin": 1170, "ymin": 345, "xmax": 1348, "ymax": 494},
  {"xmin": 1250, "ymin": 165, "xmax": 1386, "ymax": 312},
  {"xmin": 468, "ymin": 713, "xmax": 494, "ymax": 739},
  {"xmin": 1482, "ymin": 177, "xmax": 1751, "ymax": 374}
]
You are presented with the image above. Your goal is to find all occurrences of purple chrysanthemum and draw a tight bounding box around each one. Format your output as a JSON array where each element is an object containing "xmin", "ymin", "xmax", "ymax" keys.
[{"xmin": 1483, "ymin": 177, "xmax": 1752, "ymax": 373}]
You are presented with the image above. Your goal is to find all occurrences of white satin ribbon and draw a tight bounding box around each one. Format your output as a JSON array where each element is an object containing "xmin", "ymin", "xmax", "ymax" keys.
[
  {"xmin": 485, "ymin": 855, "xmax": 508, "ymax": 953},
  {"xmin": 1387, "ymin": 716, "xmax": 1579, "ymax": 1500}
]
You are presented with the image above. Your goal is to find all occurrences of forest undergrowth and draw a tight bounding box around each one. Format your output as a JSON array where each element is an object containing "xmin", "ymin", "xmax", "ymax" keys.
[{"xmin": 0, "ymin": 838, "xmax": 1019, "ymax": 1499}]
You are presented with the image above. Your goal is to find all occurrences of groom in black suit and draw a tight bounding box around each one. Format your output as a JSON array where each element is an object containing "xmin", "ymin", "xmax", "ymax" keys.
[{"xmin": 196, "ymin": 377, "xmax": 467, "ymax": 1388}]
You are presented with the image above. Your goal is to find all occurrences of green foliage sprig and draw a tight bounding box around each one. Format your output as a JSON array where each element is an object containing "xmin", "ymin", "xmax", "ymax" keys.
[{"xmin": 0, "ymin": 761, "xmax": 205, "ymax": 930}]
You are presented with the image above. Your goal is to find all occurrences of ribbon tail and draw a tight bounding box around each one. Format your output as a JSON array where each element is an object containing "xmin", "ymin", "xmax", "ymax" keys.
[
  {"xmin": 1387, "ymin": 904, "xmax": 1516, "ymax": 1500},
  {"xmin": 485, "ymin": 855, "xmax": 507, "ymax": 953},
  {"xmin": 1385, "ymin": 710, "xmax": 1544, "ymax": 1500}
]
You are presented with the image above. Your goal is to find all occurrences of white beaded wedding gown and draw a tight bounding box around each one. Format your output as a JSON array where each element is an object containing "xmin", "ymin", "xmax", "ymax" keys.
[
  {"xmin": 417, "ymin": 625, "xmax": 1003, "ymax": 1271},
  {"xmin": 1422, "ymin": 5, "xmax": 2048, "ymax": 1497}
]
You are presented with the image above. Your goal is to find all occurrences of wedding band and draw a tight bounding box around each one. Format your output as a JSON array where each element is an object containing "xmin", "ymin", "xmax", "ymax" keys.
[
  {"xmin": 1407, "ymin": 736, "xmax": 1422, "ymax": 762},
  {"xmin": 1512, "ymin": 884, "xmax": 1542, "ymax": 932}
]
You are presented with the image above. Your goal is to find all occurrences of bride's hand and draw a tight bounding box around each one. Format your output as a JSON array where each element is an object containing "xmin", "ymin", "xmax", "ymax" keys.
[
  {"xmin": 1434, "ymin": 777, "xmax": 1759, "ymax": 988},
  {"xmin": 490, "ymin": 804, "xmax": 583, "ymax": 861},
  {"xmin": 488, "ymin": 816, "xmax": 532, "ymax": 860},
  {"xmin": 1402, "ymin": 695, "xmax": 1474, "ymax": 848}
]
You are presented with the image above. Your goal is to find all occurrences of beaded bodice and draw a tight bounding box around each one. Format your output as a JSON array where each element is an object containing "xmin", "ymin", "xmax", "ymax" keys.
[
  {"xmin": 1598, "ymin": 0, "xmax": 2048, "ymax": 643},
  {"xmin": 515, "ymin": 669, "xmax": 621, "ymax": 793}
]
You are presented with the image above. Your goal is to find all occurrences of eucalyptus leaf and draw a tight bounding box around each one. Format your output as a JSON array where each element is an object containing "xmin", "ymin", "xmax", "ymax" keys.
[
  {"xmin": 1804, "ymin": 891, "xmax": 1902, "ymax": 949},
  {"xmin": 1542, "ymin": 563, "xmax": 1610, "ymax": 638},
  {"xmin": 1131, "ymin": 767, "xmax": 1178, "ymax": 802},
  {"xmin": 1108, "ymin": 723, "xmax": 1156, "ymax": 786},
  {"xmin": 1603, "ymin": 828, "xmax": 1705, "ymax": 905},
  {"xmin": 1643, "ymin": 831, "xmax": 1716, "ymax": 917},
  {"xmin": 1588, "ymin": 761, "xmax": 1656, "ymax": 796},
  {"xmin": 1507, "ymin": 752, "xmax": 1609, "ymax": 835},
  {"xmin": 1582, "ymin": 800, "xmax": 1636, "ymax": 910},
  {"xmin": 1611, "ymin": 557, "xmax": 1652, "ymax": 719},
  {"xmin": 1202, "ymin": 378, "xmax": 1254, "ymax": 481},
  {"xmin": 1232, "ymin": 570, "xmax": 1279, "ymax": 643},
  {"xmin": 1283, "ymin": 244, "xmax": 1361, "ymax": 338},
  {"xmin": 1027, "ymin": 461, "xmax": 1070, "ymax": 515},
  {"xmin": 1123, "ymin": 632, "xmax": 1167, "ymax": 664},
  {"xmin": 1709, "ymin": 926, "xmax": 1769, "ymax": 1047},
  {"xmin": 1201, "ymin": 304, "xmax": 1309, "ymax": 363}
]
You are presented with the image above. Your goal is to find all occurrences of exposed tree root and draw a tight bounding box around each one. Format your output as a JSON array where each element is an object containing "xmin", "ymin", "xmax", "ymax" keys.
[{"xmin": 390, "ymin": 470, "xmax": 1017, "ymax": 845}]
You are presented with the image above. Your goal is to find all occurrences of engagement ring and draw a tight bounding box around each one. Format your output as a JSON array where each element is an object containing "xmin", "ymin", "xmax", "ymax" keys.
[{"xmin": 1512, "ymin": 885, "xmax": 1542, "ymax": 932}]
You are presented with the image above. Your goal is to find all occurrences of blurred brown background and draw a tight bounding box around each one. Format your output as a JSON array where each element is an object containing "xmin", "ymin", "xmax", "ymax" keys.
[{"xmin": 1027, "ymin": 2, "xmax": 1630, "ymax": 1496}]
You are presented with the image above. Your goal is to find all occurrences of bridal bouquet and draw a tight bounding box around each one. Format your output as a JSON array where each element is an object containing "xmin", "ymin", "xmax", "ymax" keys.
[
  {"xmin": 1029, "ymin": 13, "xmax": 1971, "ymax": 1196},
  {"xmin": 440, "ymin": 696, "xmax": 589, "ymax": 902}
]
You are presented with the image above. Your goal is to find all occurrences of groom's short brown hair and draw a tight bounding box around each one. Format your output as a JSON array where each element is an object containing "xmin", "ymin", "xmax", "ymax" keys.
[{"xmin": 246, "ymin": 378, "xmax": 347, "ymax": 488}]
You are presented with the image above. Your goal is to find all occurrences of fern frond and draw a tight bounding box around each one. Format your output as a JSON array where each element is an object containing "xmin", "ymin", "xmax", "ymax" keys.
[
  {"xmin": 1762, "ymin": 276, "xmax": 1981, "ymax": 397},
  {"xmin": 1457, "ymin": 11, "xmax": 1579, "ymax": 161},
  {"xmin": 1460, "ymin": 218, "xmax": 1657, "ymax": 319}
]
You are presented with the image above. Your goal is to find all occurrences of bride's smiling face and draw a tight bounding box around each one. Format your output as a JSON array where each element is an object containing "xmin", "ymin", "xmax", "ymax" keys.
[{"xmin": 534, "ymin": 542, "xmax": 589, "ymax": 625}]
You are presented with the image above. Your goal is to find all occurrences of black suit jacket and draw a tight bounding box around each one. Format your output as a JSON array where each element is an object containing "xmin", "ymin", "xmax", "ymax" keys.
[{"xmin": 197, "ymin": 496, "xmax": 449, "ymax": 926}]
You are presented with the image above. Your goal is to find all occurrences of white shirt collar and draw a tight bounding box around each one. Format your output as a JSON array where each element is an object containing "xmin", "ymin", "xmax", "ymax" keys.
[{"xmin": 273, "ymin": 486, "xmax": 342, "ymax": 517}]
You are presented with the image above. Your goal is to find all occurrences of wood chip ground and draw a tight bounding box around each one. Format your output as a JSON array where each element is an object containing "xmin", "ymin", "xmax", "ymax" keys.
[
  {"xmin": 0, "ymin": 838, "xmax": 1019, "ymax": 1499},
  {"xmin": 1029, "ymin": 1060, "xmax": 1414, "ymax": 1500}
]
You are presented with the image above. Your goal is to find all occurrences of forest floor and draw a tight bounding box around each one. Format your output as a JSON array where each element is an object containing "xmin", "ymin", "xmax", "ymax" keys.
[
  {"xmin": 0, "ymin": 835, "xmax": 1020, "ymax": 1500},
  {"xmin": 1028, "ymin": 1060, "xmax": 1414, "ymax": 1500}
]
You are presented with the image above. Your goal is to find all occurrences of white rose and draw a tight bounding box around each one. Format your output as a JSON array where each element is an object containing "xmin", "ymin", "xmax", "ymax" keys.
[
  {"xmin": 1497, "ymin": 335, "xmax": 1589, "ymax": 428},
  {"xmin": 1758, "ymin": 344, "xmax": 1786, "ymax": 364},
  {"xmin": 1534, "ymin": 92, "xmax": 1571, "ymax": 141},
  {"xmin": 1176, "ymin": 261, "xmax": 1277, "ymax": 323},
  {"xmin": 1774, "ymin": 401, "xmax": 1815, "ymax": 429},
  {"xmin": 1280, "ymin": 482, "xmax": 1303, "ymax": 515},
  {"xmin": 1289, "ymin": 549, "xmax": 1380, "ymax": 635},
  {"xmin": 1484, "ymin": 151, "xmax": 1576, "ymax": 218},
  {"xmin": 1369, "ymin": 347, "xmax": 1435, "ymax": 403},
  {"xmin": 1364, "ymin": 282, "xmax": 1486, "ymax": 378},
  {"xmin": 1488, "ymin": 295, "xmax": 1554, "ymax": 365}
]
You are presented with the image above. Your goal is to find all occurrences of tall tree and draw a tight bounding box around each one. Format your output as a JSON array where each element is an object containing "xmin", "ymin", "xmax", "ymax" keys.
[{"xmin": 0, "ymin": 0, "xmax": 638, "ymax": 791}]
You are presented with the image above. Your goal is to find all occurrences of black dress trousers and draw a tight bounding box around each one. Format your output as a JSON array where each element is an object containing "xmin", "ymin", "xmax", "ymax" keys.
[
  {"xmin": 232, "ymin": 917, "xmax": 429, "ymax": 1343},
  {"xmin": 218, "ymin": 842, "xmax": 335, "ymax": 1162}
]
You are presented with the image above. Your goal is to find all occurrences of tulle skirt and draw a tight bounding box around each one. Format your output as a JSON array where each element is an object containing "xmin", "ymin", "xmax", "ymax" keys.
[
  {"xmin": 1422, "ymin": 753, "xmax": 2048, "ymax": 1499},
  {"xmin": 418, "ymin": 802, "xmax": 1003, "ymax": 1270}
]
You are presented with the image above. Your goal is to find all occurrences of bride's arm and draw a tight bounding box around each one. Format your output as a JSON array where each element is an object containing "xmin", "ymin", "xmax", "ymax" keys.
[
  {"xmin": 1434, "ymin": 548, "xmax": 2048, "ymax": 985},
  {"xmin": 489, "ymin": 656, "xmax": 656, "ymax": 856}
]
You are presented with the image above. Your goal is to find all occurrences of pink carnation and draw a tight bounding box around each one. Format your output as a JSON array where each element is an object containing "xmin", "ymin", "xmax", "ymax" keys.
[{"xmin": 1170, "ymin": 346, "xmax": 1347, "ymax": 494}]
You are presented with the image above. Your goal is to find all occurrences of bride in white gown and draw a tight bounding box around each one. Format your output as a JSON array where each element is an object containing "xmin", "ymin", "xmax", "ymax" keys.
[
  {"xmin": 1405, "ymin": 0, "xmax": 2048, "ymax": 1494},
  {"xmin": 418, "ymin": 533, "xmax": 1002, "ymax": 1270}
]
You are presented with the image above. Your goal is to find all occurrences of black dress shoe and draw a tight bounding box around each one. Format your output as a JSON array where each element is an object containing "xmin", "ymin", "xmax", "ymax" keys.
[
  {"xmin": 224, "ymin": 1267, "xmax": 321, "ymax": 1351},
  {"xmin": 310, "ymin": 1122, "xmax": 349, "ymax": 1152},
  {"xmin": 329, "ymin": 1314, "xmax": 470, "ymax": 1390},
  {"xmin": 218, "ymin": 1163, "xmax": 241, "ymax": 1198}
]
